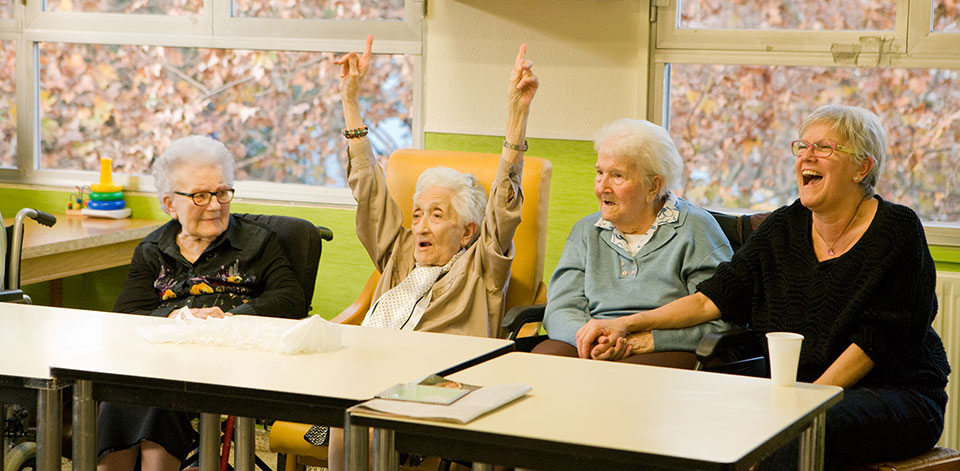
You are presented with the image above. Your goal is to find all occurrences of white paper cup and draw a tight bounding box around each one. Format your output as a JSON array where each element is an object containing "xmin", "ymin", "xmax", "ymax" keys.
[{"xmin": 766, "ymin": 332, "xmax": 804, "ymax": 386}]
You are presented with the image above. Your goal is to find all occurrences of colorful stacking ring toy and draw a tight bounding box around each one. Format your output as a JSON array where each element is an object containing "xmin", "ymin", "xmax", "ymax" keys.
[
  {"xmin": 86, "ymin": 199, "xmax": 126, "ymax": 210},
  {"xmin": 88, "ymin": 190, "xmax": 124, "ymax": 201},
  {"xmin": 81, "ymin": 158, "xmax": 131, "ymax": 218}
]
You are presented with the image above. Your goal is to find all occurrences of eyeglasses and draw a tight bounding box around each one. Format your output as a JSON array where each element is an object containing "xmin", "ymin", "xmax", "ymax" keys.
[
  {"xmin": 173, "ymin": 188, "xmax": 235, "ymax": 206},
  {"xmin": 791, "ymin": 140, "xmax": 859, "ymax": 158}
]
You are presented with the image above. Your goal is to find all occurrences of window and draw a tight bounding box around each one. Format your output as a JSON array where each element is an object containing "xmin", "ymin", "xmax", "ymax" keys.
[
  {"xmin": 46, "ymin": 0, "xmax": 202, "ymax": 14},
  {"xmin": 654, "ymin": 0, "xmax": 960, "ymax": 223},
  {"xmin": 667, "ymin": 64, "xmax": 960, "ymax": 222},
  {"xmin": 3, "ymin": 0, "xmax": 423, "ymax": 203},
  {"xmin": 0, "ymin": 39, "xmax": 13, "ymax": 168},
  {"xmin": 677, "ymin": 0, "xmax": 895, "ymax": 31},
  {"xmin": 37, "ymin": 43, "xmax": 412, "ymax": 186},
  {"xmin": 934, "ymin": 1, "xmax": 959, "ymax": 32},
  {"xmin": 233, "ymin": 0, "xmax": 404, "ymax": 21}
]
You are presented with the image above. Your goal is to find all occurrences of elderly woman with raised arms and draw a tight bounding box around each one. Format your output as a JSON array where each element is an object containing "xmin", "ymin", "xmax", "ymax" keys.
[
  {"xmin": 578, "ymin": 105, "xmax": 950, "ymax": 469},
  {"xmin": 340, "ymin": 36, "xmax": 537, "ymax": 337},
  {"xmin": 532, "ymin": 118, "xmax": 733, "ymax": 367},
  {"xmin": 97, "ymin": 135, "xmax": 305, "ymax": 471},
  {"xmin": 319, "ymin": 37, "xmax": 538, "ymax": 470}
]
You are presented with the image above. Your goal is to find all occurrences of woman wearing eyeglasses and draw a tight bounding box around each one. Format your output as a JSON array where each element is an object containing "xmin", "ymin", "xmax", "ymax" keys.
[
  {"xmin": 578, "ymin": 105, "xmax": 949, "ymax": 469},
  {"xmin": 97, "ymin": 135, "xmax": 305, "ymax": 471}
]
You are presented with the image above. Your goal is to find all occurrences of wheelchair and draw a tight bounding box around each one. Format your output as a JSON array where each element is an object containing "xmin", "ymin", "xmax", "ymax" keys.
[{"xmin": 1, "ymin": 207, "xmax": 57, "ymax": 471}]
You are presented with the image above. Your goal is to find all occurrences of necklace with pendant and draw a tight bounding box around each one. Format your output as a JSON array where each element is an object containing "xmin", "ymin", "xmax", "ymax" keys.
[{"xmin": 813, "ymin": 197, "xmax": 866, "ymax": 256}]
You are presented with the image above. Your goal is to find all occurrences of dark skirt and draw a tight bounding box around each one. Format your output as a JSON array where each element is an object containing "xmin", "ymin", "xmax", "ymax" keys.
[{"xmin": 97, "ymin": 402, "xmax": 196, "ymax": 463}]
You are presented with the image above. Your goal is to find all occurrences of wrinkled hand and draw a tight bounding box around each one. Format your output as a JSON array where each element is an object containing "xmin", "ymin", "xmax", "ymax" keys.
[
  {"xmin": 592, "ymin": 331, "xmax": 654, "ymax": 361},
  {"xmin": 334, "ymin": 34, "xmax": 373, "ymax": 102},
  {"xmin": 508, "ymin": 43, "xmax": 538, "ymax": 112},
  {"xmin": 591, "ymin": 335, "xmax": 630, "ymax": 361},
  {"xmin": 575, "ymin": 318, "xmax": 627, "ymax": 359},
  {"xmin": 169, "ymin": 306, "xmax": 229, "ymax": 319}
]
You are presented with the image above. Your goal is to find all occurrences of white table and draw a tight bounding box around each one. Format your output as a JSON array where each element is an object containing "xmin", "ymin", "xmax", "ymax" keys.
[
  {"xmin": 0, "ymin": 304, "xmax": 114, "ymax": 471},
  {"xmin": 32, "ymin": 304, "xmax": 512, "ymax": 471},
  {"xmin": 349, "ymin": 352, "xmax": 843, "ymax": 471}
]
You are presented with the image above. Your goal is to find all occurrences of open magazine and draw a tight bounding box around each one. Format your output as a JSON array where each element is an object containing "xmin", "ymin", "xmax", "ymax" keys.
[{"xmin": 354, "ymin": 375, "xmax": 531, "ymax": 424}]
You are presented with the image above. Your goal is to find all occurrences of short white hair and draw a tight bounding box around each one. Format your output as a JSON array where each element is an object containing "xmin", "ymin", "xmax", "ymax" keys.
[
  {"xmin": 593, "ymin": 118, "xmax": 682, "ymax": 198},
  {"xmin": 414, "ymin": 166, "xmax": 487, "ymax": 234},
  {"xmin": 799, "ymin": 105, "xmax": 886, "ymax": 196},
  {"xmin": 152, "ymin": 135, "xmax": 235, "ymax": 196}
]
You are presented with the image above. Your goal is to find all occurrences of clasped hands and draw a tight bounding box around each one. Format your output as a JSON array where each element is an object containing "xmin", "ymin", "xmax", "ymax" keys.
[{"xmin": 575, "ymin": 317, "xmax": 653, "ymax": 361}]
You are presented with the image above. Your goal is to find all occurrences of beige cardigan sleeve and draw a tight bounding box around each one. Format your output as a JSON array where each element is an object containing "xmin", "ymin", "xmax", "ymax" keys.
[{"xmin": 346, "ymin": 137, "xmax": 408, "ymax": 272}]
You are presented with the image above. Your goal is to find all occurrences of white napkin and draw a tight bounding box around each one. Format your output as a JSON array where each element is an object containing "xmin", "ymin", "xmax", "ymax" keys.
[{"xmin": 136, "ymin": 309, "xmax": 343, "ymax": 355}]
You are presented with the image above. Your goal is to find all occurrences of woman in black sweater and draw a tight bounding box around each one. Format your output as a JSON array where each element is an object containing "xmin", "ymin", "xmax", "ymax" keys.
[{"xmin": 576, "ymin": 105, "xmax": 949, "ymax": 469}]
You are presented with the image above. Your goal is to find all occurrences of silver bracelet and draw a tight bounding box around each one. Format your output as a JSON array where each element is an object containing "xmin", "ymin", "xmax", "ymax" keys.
[{"xmin": 503, "ymin": 140, "xmax": 528, "ymax": 151}]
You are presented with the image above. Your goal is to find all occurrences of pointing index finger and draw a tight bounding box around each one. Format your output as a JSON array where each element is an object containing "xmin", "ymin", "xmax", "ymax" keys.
[{"xmin": 514, "ymin": 43, "xmax": 527, "ymax": 70}]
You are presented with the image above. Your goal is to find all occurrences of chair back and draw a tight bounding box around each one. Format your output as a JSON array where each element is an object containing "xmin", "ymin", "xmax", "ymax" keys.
[
  {"xmin": 234, "ymin": 213, "xmax": 333, "ymax": 316},
  {"xmin": 384, "ymin": 149, "xmax": 552, "ymax": 317},
  {"xmin": 708, "ymin": 210, "xmax": 770, "ymax": 253}
]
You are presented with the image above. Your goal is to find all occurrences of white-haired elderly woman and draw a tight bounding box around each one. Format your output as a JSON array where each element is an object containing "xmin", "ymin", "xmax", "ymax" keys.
[
  {"xmin": 532, "ymin": 118, "xmax": 733, "ymax": 368},
  {"xmin": 97, "ymin": 135, "xmax": 305, "ymax": 471},
  {"xmin": 578, "ymin": 105, "xmax": 949, "ymax": 469},
  {"xmin": 340, "ymin": 37, "xmax": 537, "ymax": 336},
  {"xmin": 316, "ymin": 37, "xmax": 538, "ymax": 471}
]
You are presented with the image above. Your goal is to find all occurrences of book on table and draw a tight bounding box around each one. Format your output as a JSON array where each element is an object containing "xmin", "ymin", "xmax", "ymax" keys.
[{"xmin": 355, "ymin": 374, "xmax": 531, "ymax": 424}]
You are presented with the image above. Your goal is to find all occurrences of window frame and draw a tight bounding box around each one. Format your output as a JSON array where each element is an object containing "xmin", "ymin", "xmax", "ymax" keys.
[
  {"xmin": 0, "ymin": 0, "xmax": 424, "ymax": 206},
  {"xmin": 649, "ymin": 0, "xmax": 960, "ymax": 245}
]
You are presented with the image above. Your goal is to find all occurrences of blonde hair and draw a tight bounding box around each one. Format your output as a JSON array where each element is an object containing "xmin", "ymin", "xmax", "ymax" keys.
[{"xmin": 799, "ymin": 105, "xmax": 886, "ymax": 196}]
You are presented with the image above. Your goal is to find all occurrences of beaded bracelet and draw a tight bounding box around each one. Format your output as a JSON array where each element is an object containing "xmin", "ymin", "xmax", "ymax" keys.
[
  {"xmin": 343, "ymin": 126, "xmax": 369, "ymax": 139},
  {"xmin": 503, "ymin": 140, "xmax": 528, "ymax": 151}
]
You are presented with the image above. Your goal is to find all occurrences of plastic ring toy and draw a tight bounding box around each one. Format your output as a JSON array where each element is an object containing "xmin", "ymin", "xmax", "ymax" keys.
[
  {"xmin": 86, "ymin": 199, "xmax": 126, "ymax": 210},
  {"xmin": 89, "ymin": 191, "xmax": 124, "ymax": 201},
  {"xmin": 90, "ymin": 183, "xmax": 123, "ymax": 193}
]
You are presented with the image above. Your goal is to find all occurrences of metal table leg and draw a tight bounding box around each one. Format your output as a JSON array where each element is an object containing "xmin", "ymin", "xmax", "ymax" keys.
[
  {"xmin": 798, "ymin": 413, "xmax": 825, "ymax": 471},
  {"xmin": 344, "ymin": 413, "xmax": 369, "ymax": 471},
  {"xmin": 199, "ymin": 413, "xmax": 221, "ymax": 471},
  {"xmin": 36, "ymin": 388, "xmax": 62, "ymax": 471},
  {"xmin": 234, "ymin": 417, "xmax": 255, "ymax": 471},
  {"xmin": 1, "ymin": 402, "xmax": 6, "ymax": 470},
  {"xmin": 371, "ymin": 428, "xmax": 396, "ymax": 471},
  {"xmin": 72, "ymin": 380, "xmax": 97, "ymax": 471}
]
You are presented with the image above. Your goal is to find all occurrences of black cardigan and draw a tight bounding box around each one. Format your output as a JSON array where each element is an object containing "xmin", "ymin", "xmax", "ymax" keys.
[{"xmin": 699, "ymin": 196, "xmax": 950, "ymax": 388}]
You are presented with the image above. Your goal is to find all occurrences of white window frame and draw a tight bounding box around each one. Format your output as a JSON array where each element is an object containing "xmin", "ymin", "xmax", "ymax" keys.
[
  {"xmin": 648, "ymin": 0, "xmax": 960, "ymax": 245},
  {"xmin": 1, "ymin": 0, "xmax": 424, "ymax": 207}
]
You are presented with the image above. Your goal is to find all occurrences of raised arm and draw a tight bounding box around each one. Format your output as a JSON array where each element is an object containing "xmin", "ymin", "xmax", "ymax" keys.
[
  {"xmin": 481, "ymin": 44, "xmax": 539, "ymax": 260},
  {"xmin": 336, "ymin": 34, "xmax": 372, "ymax": 132},
  {"xmin": 502, "ymin": 43, "xmax": 538, "ymax": 166}
]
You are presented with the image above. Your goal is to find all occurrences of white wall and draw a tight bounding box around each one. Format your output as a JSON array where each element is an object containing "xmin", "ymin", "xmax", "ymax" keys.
[{"xmin": 424, "ymin": 0, "xmax": 647, "ymax": 141}]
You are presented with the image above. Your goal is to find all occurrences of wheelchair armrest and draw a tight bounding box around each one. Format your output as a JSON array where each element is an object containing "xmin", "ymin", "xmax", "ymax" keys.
[
  {"xmin": 696, "ymin": 328, "xmax": 768, "ymax": 377},
  {"xmin": 501, "ymin": 303, "xmax": 546, "ymax": 340}
]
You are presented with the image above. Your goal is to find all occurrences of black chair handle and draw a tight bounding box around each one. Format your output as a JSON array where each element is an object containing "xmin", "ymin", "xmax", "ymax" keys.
[
  {"xmin": 317, "ymin": 226, "xmax": 333, "ymax": 241},
  {"xmin": 501, "ymin": 303, "xmax": 546, "ymax": 340},
  {"xmin": 34, "ymin": 210, "xmax": 57, "ymax": 227}
]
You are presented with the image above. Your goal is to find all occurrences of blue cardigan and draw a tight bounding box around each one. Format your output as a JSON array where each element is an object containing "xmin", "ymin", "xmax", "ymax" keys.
[{"xmin": 544, "ymin": 198, "xmax": 734, "ymax": 350}]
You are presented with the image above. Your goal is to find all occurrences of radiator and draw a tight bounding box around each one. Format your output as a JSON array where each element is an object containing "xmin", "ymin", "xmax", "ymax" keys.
[{"xmin": 935, "ymin": 271, "xmax": 960, "ymax": 449}]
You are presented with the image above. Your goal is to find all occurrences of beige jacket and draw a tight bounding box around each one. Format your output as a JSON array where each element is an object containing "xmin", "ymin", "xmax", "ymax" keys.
[{"xmin": 347, "ymin": 138, "xmax": 523, "ymax": 338}]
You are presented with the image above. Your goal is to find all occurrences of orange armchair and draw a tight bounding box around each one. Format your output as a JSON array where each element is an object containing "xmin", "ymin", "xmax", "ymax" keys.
[{"xmin": 332, "ymin": 148, "xmax": 553, "ymax": 328}]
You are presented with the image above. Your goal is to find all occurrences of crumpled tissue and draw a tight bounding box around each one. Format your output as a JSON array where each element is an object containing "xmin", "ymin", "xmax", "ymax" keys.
[{"xmin": 135, "ymin": 308, "xmax": 343, "ymax": 355}]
